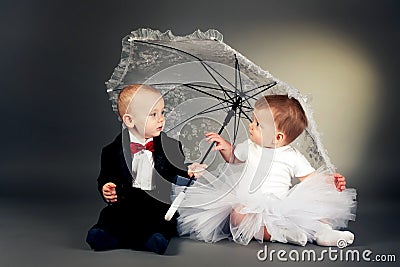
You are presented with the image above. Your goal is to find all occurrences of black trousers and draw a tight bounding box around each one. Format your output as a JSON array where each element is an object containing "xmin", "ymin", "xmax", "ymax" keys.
[{"xmin": 89, "ymin": 201, "xmax": 177, "ymax": 250}]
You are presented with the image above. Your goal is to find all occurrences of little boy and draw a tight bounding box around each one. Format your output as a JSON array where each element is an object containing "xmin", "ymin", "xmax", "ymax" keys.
[{"xmin": 86, "ymin": 84, "xmax": 202, "ymax": 254}]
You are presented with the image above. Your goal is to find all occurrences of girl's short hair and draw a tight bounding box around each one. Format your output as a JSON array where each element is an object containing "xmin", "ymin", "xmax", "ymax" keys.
[{"xmin": 255, "ymin": 95, "xmax": 308, "ymax": 144}]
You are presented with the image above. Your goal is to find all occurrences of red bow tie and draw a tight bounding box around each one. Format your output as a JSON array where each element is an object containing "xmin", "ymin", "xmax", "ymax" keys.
[{"xmin": 130, "ymin": 141, "xmax": 155, "ymax": 155}]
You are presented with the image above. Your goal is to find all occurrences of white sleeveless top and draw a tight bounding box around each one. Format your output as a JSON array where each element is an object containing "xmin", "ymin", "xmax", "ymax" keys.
[{"xmin": 234, "ymin": 139, "xmax": 315, "ymax": 198}]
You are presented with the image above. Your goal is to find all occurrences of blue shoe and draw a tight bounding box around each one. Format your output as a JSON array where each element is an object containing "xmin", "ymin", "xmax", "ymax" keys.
[
  {"xmin": 86, "ymin": 228, "xmax": 119, "ymax": 251},
  {"xmin": 144, "ymin": 233, "xmax": 169, "ymax": 255}
]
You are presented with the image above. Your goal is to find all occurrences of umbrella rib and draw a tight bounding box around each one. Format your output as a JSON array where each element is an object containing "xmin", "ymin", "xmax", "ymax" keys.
[
  {"xmin": 238, "ymin": 106, "xmax": 253, "ymax": 122},
  {"xmin": 244, "ymin": 82, "xmax": 274, "ymax": 94},
  {"xmin": 233, "ymin": 108, "xmax": 237, "ymax": 141},
  {"xmin": 199, "ymin": 61, "xmax": 235, "ymax": 101},
  {"xmin": 189, "ymin": 84, "xmax": 233, "ymax": 112},
  {"xmin": 201, "ymin": 61, "xmax": 238, "ymax": 94},
  {"xmin": 234, "ymin": 56, "xmax": 243, "ymax": 109},
  {"xmin": 235, "ymin": 56, "xmax": 254, "ymax": 109},
  {"xmin": 237, "ymin": 100, "xmax": 253, "ymax": 111},
  {"xmin": 183, "ymin": 83, "xmax": 234, "ymax": 103},
  {"xmin": 185, "ymin": 83, "xmax": 234, "ymax": 100},
  {"xmin": 240, "ymin": 105, "xmax": 253, "ymax": 111},
  {"xmin": 187, "ymin": 83, "xmax": 225, "ymax": 91},
  {"xmin": 233, "ymin": 108, "xmax": 243, "ymax": 144},
  {"xmin": 148, "ymin": 82, "xmax": 231, "ymax": 102},
  {"xmin": 197, "ymin": 104, "xmax": 232, "ymax": 115},
  {"xmin": 244, "ymin": 81, "xmax": 277, "ymax": 95},
  {"xmin": 236, "ymin": 56, "xmax": 244, "ymax": 94},
  {"xmin": 234, "ymin": 57, "xmax": 238, "ymax": 94},
  {"xmin": 165, "ymin": 101, "xmax": 232, "ymax": 133},
  {"xmin": 135, "ymin": 40, "xmax": 235, "ymax": 102},
  {"xmin": 244, "ymin": 81, "xmax": 277, "ymax": 101}
]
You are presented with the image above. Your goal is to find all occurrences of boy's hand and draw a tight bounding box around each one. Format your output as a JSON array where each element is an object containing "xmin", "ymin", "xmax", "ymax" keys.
[
  {"xmin": 333, "ymin": 173, "xmax": 346, "ymax": 192},
  {"xmin": 205, "ymin": 132, "xmax": 232, "ymax": 152},
  {"xmin": 102, "ymin": 182, "xmax": 117, "ymax": 202},
  {"xmin": 188, "ymin": 162, "xmax": 207, "ymax": 179}
]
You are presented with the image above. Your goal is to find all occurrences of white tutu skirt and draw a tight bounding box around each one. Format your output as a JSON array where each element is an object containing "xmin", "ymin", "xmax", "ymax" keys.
[{"xmin": 173, "ymin": 164, "xmax": 357, "ymax": 245}]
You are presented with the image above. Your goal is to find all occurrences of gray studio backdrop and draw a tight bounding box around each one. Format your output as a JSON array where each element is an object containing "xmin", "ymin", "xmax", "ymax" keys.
[{"xmin": 0, "ymin": 1, "xmax": 399, "ymax": 266}]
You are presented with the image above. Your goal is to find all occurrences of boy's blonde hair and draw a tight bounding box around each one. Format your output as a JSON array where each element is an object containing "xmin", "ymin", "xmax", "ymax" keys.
[
  {"xmin": 117, "ymin": 84, "xmax": 159, "ymax": 119},
  {"xmin": 255, "ymin": 95, "xmax": 308, "ymax": 144}
]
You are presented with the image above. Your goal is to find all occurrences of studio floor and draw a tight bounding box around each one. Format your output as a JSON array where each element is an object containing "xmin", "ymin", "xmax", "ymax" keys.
[{"xmin": 1, "ymin": 196, "xmax": 398, "ymax": 267}]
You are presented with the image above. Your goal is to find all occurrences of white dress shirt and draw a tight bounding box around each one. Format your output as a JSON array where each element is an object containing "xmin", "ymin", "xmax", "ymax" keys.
[{"xmin": 129, "ymin": 132, "xmax": 155, "ymax": 190}]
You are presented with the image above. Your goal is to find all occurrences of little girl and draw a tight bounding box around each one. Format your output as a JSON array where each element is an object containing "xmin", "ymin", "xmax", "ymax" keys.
[{"xmin": 174, "ymin": 95, "xmax": 356, "ymax": 247}]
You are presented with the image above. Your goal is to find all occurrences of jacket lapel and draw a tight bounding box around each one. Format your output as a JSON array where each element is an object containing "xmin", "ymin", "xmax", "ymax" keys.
[{"xmin": 121, "ymin": 128, "xmax": 133, "ymax": 173}]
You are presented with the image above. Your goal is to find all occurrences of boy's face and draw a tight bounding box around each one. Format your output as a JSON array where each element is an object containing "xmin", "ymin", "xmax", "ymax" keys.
[
  {"xmin": 126, "ymin": 90, "xmax": 165, "ymax": 140},
  {"xmin": 249, "ymin": 107, "xmax": 276, "ymax": 148}
]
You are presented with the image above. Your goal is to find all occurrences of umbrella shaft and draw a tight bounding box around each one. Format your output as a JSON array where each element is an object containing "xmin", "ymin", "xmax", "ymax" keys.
[
  {"xmin": 186, "ymin": 98, "xmax": 241, "ymax": 186},
  {"xmin": 200, "ymin": 104, "xmax": 238, "ymax": 164}
]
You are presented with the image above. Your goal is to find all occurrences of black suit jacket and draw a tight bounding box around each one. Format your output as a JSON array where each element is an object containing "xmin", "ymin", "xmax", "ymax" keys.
[
  {"xmin": 94, "ymin": 130, "xmax": 189, "ymax": 246},
  {"xmin": 97, "ymin": 130, "xmax": 188, "ymax": 203}
]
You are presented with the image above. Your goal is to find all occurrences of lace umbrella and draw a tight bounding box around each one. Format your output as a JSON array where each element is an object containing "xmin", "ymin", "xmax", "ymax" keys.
[{"xmin": 105, "ymin": 28, "xmax": 334, "ymax": 220}]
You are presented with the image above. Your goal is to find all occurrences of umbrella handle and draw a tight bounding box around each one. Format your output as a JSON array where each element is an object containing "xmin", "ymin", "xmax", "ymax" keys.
[
  {"xmin": 183, "ymin": 140, "xmax": 215, "ymax": 188},
  {"xmin": 164, "ymin": 191, "xmax": 186, "ymax": 221}
]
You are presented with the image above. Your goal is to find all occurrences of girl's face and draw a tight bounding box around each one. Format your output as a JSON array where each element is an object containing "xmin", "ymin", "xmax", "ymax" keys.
[{"xmin": 249, "ymin": 107, "xmax": 276, "ymax": 148}]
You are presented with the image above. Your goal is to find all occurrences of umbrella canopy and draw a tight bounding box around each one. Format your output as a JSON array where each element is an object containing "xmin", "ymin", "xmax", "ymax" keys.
[{"xmin": 105, "ymin": 28, "xmax": 334, "ymax": 182}]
